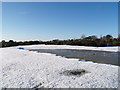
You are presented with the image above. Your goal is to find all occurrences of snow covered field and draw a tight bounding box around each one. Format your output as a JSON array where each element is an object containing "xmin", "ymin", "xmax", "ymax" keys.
[{"xmin": 0, "ymin": 45, "xmax": 119, "ymax": 88}]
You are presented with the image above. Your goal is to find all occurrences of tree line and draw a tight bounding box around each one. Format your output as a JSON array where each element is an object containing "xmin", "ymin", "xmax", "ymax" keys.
[{"xmin": 0, "ymin": 34, "xmax": 120, "ymax": 47}]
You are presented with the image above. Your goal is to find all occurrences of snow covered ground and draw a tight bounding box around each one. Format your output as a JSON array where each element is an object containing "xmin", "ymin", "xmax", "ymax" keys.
[{"xmin": 0, "ymin": 45, "xmax": 119, "ymax": 88}]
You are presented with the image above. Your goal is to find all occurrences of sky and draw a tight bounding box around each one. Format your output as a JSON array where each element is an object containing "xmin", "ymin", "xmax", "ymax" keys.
[{"xmin": 2, "ymin": 2, "xmax": 118, "ymax": 41}]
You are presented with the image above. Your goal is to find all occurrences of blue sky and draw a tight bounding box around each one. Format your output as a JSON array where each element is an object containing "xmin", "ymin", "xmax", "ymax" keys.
[{"xmin": 2, "ymin": 2, "xmax": 118, "ymax": 41}]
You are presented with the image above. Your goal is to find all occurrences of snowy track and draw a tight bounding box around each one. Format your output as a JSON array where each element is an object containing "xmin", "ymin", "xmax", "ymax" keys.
[{"xmin": 0, "ymin": 45, "xmax": 119, "ymax": 88}]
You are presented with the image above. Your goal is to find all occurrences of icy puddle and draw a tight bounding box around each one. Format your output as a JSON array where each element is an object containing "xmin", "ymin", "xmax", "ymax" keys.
[{"xmin": 30, "ymin": 49, "xmax": 119, "ymax": 66}]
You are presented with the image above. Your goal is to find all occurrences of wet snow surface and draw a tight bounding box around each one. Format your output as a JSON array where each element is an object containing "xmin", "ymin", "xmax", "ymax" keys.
[{"xmin": 0, "ymin": 45, "xmax": 119, "ymax": 88}]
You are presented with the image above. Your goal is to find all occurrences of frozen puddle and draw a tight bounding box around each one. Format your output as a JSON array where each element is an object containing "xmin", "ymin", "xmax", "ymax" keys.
[{"xmin": 29, "ymin": 49, "xmax": 119, "ymax": 66}]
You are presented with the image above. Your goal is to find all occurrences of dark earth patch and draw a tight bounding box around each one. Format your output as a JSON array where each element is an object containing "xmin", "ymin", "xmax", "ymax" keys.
[{"xmin": 62, "ymin": 69, "xmax": 89, "ymax": 77}]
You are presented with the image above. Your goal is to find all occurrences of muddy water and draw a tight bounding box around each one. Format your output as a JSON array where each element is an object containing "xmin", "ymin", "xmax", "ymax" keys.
[{"xmin": 30, "ymin": 49, "xmax": 119, "ymax": 66}]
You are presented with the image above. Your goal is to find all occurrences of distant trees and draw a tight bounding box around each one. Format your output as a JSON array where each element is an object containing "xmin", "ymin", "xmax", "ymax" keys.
[
  {"xmin": 44, "ymin": 34, "xmax": 120, "ymax": 47},
  {"xmin": 1, "ymin": 40, "xmax": 18, "ymax": 47},
  {"xmin": 1, "ymin": 40, "xmax": 44, "ymax": 47},
  {"xmin": 100, "ymin": 35, "xmax": 114, "ymax": 46},
  {"xmin": 1, "ymin": 34, "xmax": 120, "ymax": 47},
  {"xmin": 102, "ymin": 35, "xmax": 113, "ymax": 41},
  {"xmin": 84, "ymin": 35, "xmax": 97, "ymax": 40}
]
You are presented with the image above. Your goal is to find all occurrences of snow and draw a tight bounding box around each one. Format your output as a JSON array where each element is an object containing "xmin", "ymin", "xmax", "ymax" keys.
[
  {"xmin": 13, "ymin": 44, "xmax": 119, "ymax": 52},
  {"xmin": 0, "ymin": 45, "xmax": 119, "ymax": 88}
]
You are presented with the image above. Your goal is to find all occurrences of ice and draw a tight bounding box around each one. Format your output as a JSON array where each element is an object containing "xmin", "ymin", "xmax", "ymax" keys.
[{"xmin": 14, "ymin": 44, "xmax": 119, "ymax": 52}]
